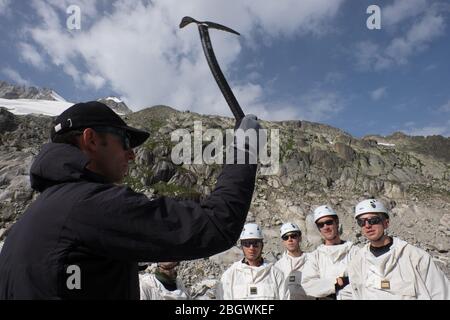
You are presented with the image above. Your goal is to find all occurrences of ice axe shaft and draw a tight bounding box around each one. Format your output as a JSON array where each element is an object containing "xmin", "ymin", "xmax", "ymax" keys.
[{"xmin": 180, "ymin": 16, "xmax": 245, "ymax": 121}]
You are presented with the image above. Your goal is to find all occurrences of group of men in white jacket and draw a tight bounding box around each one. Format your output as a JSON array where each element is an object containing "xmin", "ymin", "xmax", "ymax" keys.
[
  {"xmin": 218, "ymin": 198, "xmax": 450, "ymax": 300},
  {"xmin": 138, "ymin": 198, "xmax": 449, "ymax": 300}
]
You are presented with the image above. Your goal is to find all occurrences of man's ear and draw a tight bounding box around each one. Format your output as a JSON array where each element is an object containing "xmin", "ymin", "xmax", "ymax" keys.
[
  {"xmin": 383, "ymin": 217, "xmax": 390, "ymax": 229},
  {"xmin": 79, "ymin": 128, "xmax": 98, "ymax": 152}
]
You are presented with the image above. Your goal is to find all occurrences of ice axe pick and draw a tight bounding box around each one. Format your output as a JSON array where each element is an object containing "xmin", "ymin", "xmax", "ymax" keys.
[{"xmin": 179, "ymin": 16, "xmax": 245, "ymax": 121}]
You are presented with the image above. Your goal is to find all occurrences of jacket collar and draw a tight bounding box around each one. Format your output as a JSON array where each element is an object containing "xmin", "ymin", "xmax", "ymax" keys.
[{"xmin": 30, "ymin": 143, "xmax": 109, "ymax": 192}]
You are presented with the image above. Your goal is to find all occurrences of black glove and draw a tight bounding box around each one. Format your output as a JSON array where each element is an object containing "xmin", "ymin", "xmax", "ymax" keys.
[{"xmin": 335, "ymin": 276, "xmax": 350, "ymax": 292}]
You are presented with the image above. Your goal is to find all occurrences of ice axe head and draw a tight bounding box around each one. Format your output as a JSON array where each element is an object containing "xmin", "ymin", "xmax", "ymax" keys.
[{"xmin": 179, "ymin": 16, "xmax": 240, "ymax": 36}]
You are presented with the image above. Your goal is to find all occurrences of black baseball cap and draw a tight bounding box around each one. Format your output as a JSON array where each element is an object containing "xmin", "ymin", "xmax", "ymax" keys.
[{"xmin": 51, "ymin": 101, "xmax": 150, "ymax": 148}]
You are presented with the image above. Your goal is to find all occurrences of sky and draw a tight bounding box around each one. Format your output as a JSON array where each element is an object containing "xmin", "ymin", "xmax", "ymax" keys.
[{"xmin": 0, "ymin": 0, "xmax": 449, "ymax": 137}]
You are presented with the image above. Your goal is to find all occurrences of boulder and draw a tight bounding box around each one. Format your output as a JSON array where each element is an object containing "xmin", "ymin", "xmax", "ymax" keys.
[
  {"xmin": 0, "ymin": 108, "xmax": 18, "ymax": 133},
  {"xmin": 334, "ymin": 142, "xmax": 356, "ymax": 162},
  {"xmin": 150, "ymin": 161, "xmax": 176, "ymax": 183}
]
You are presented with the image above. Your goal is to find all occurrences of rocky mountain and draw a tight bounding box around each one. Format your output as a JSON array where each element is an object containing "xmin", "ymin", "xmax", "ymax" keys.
[
  {"xmin": 0, "ymin": 104, "xmax": 449, "ymax": 298},
  {"xmin": 0, "ymin": 81, "xmax": 132, "ymax": 116},
  {"xmin": 0, "ymin": 80, "xmax": 65, "ymax": 101},
  {"xmin": 97, "ymin": 97, "xmax": 133, "ymax": 115}
]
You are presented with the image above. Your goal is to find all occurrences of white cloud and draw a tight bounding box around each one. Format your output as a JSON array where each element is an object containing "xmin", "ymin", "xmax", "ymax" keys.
[
  {"xmin": 1, "ymin": 67, "xmax": 31, "ymax": 86},
  {"xmin": 295, "ymin": 89, "xmax": 344, "ymax": 122},
  {"xmin": 383, "ymin": 0, "xmax": 428, "ymax": 26},
  {"xmin": 246, "ymin": 71, "xmax": 261, "ymax": 82},
  {"xmin": 244, "ymin": 0, "xmax": 345, "ymax": 37},
  {"xmin": 83, "ymin": 73, "xmax": 106, "ymax": 90},
  {"xmin": 354, "ymin": 5, "xmax": 446, "ymax": 71},
  {"xmin": 18, "ymin": 42, "xmax": 46, "ymax": 70},
  {"xmin": 385, "ymin": 11, "xmax": 446, "ymax": 65},
  {"xmin": 370, "ymin": 87, "xmax": 387, "ymax": 101},
  {"xmin": 438, "ymin": 99, "xmax": 450, "ymax": 112},
  {"xmin": 0, "ymin": 0, "xmax": 10, "ymax": 16},
  {"xmin": 22, "ymin": 0, "xmax": 347, "ymax": 121},
  {"xmin": 354, "ymin": 41, "xmax": 392, "ymax": 71}
]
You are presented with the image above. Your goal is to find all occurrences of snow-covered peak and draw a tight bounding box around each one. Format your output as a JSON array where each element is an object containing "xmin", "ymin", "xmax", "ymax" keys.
[
  {"xmin": 51, "ymin": 90, "xmax": 67, "ymax": 102},
  {"xmin": 0, "ymin": 80, "xmax": 66, "ymax": 102},
  {"xmin": 97, "ymin": 97, "xmax": 132, "ymax": 115},
  {"xmin": 0, "ymin": 82, "xmax": 132, "ymax": 116},
  {"xmin": 105, "ymin": 96, "xmax": 123, "ymax": 103}
]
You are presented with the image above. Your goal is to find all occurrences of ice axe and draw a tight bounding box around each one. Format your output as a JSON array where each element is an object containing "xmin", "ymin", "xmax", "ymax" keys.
[{"xmin": 179, "ymin": 16, "xmax": 245, "ymax": 121}]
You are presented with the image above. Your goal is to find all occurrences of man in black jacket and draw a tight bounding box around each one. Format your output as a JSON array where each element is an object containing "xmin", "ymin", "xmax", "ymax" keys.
[{"xmin": 0, "ymin": 101, "xmax": 259, "ymax": 299}]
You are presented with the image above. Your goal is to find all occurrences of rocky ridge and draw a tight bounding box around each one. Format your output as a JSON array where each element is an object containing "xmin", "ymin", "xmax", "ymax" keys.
[
  {"xmin": 0, "ymin": 80, "xmax": 65, "ymax": 101},
  {"xmin": 97, "ymin": 97, "xmax": 133, "ymax": 115}
]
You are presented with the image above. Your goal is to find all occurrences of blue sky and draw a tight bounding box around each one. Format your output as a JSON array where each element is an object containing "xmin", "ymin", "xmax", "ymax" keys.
[{"xmin": 1, "ymin": 0, "xmax": 449, "ymax": 137}]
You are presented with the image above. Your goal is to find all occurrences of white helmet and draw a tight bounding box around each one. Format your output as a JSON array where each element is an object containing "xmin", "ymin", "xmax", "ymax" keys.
[
  {"xmin": 354, "ymin": 199, "xmax": 389, "ymax": 219},
  {"xmin": 313, "ymin": 205, "xmax": 338, "ymax": 223},
  {"xmin": 280, "ymin": 222, "xmax": 301, "ymax": 237},
  {"xmin": 240, "ymin": 223, "xmax": 263, "ymax": 240}
]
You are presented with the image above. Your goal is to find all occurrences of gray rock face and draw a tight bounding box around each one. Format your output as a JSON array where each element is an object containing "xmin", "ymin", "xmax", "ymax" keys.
[
  {"xmin": 0, "ymin": 104, "xmax": 449, "ymax": 296},
  {"xmin": 334, "ymin": 142, "xmax": 356, "ymax": 162},
  {"xmin": 0, "ymin": 80, "xmax": 63, "ymax": 101},
  {"xmin": 150, "ymin": 161, "xmax": 176, "ymax": 184}
]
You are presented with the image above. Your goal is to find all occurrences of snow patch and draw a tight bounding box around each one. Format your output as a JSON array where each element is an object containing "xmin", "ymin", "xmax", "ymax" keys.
[
  {"xmin": 0, "ymin": 98, "xmax": 73, "ymax": 116},
  {"xmin": 377, "ymin": 142, "xmax": 396, "ymax": 147},
  {"xmin": 0, "ymin": 98, "xmax": 124, "ymax": 116},
  {"xmin": 105, "ymin": 96, "xmax": 123, "ymax": 103}
]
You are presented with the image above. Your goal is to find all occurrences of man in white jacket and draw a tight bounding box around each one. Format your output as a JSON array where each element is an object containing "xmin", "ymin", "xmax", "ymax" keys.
[
  {"xmin": 302, "ymin": 205, "xmax": 359, "ymax": 299},
  {"xmin": 346, "ymin": 199, "xmax": 449, "ymax": 300},
  {"xmin": 275, "ymin": 222, "xmax": 311, "ymax": 300},
  {"xmin": 217, "ymin": 223, "xmax": 289, "ymax": 300},
  {"xmin": 139, "ymin": 262, "xmax": 190, "ymax": 300}
]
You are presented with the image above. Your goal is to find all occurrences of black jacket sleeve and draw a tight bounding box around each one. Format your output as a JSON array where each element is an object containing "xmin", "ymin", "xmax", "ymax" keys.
[{"xmin": 68, "ymin": 163, "xmax": 257, "ymax": 261}]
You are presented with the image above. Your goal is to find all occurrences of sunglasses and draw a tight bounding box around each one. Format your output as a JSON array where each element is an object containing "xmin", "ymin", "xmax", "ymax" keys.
[
  {"xmin": 281, "ymin": 233, "xmax": 300, "ymax": 241},
  {"xmin": 241, "ymin": 240, "xmax": 262, "ymax": 248},
  {"xmin": 316, "ymin": 220, "xmax": 335, "ymax": 229},
  {"xmin": 92, "ymin": 126, "xmax": 131, "ymax": 150},
  {"xmin": 357, "ymin": 216, "xmax": 383, "ymax": 227}
]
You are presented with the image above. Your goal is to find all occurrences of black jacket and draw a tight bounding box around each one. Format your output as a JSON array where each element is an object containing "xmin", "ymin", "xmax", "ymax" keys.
[{"xmin": 0, "ymin": 143, "xmax": 257, "ymax": 299}]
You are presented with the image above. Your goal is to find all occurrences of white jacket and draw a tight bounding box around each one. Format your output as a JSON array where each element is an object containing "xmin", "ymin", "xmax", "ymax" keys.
[
  {"xmin": 302, "ymin": 241, "xmax": 359, "ymax": 299},
  {"xmin": 275, "ymin": 252, "xmax": 312, "ymax": 300},
  {"xmin": 139, "ymin": 273, "xmax": 190, "ymax": 300},
  {"xmin": 217, "ymin": 260, "xmax": 289, "ymax": 300},
  {"xmin": 346, "ymin": 237, "xmax": 450, "ymax": 300}
]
